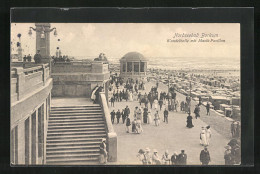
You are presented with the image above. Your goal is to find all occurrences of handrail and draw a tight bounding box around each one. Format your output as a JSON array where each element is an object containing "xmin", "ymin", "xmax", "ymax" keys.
[
  {"xmin": 99, "ymin": 92, "xmax": 115, "ymax": 133},
  {"xmin": 23, "ymin": 66, "xmax": 43, "ymax": 74},
  {"xmin": 99, "ymin": 92, "xmax": 117, "ymax": 162}
]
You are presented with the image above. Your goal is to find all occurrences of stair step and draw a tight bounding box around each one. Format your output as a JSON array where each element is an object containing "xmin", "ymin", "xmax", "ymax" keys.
[
  {"xmin": 46, "ymin": 144, "xmax": 100, "ymax": 151},
  {"xmin": 48, "ymin": 126, "xmax": 106, "ymax": 131},
  {"xmin": 51, "ymin": 109, "xmax": 102, "ymax": 113},
  {"xmin": 48, "ymin": 120, "xmax": 105, "ymax": 125},
  {"xmin": 51, "ymin": 105, "xmax": 100, "ymax": 109},
  {"xmin": 47, "ymin": 134, "xmax": 106, "ymax": 140},
  {"xmin": 47, "ymin": 128, "xmax": 106, "ymax": 133},
  {"xmin": 47, "ymin": 155, "xmax": 100, "ymax": 161},
  {"xmin": 47, "ymin": 141, "xmax": 101, "ymax": 147},
  {"xmin": 49, "ymin": 122, "xmax": 105, "ymax": 127},
  {"xmin": 50, "ymin": 112, "xmax": 103, "ymax": 116},
  {"xmin": 47, "ymin": 130, "xmax": 106, "ymax": 136},
  {"xmin": 49, "ymin": 117, "xmax": 104, "ymax": 121},
  {"xmin": 47, "ymin": 145, "xmax": 99, "ymax": 151},
  {"xmin": 48, "ymin": 123, "xmax": 105, "ymax": 129},
  {"xmin": 51, "ymin": 106, "xmax": 101, "ymax": 109},
  {"xmin": 47, "ymin": 149, "xmax": 100, "ymax": 155},
  {"xmin": 46, "ymin": 157, "xmax": 99, "ymax": 164},
  {"xmin": 47, "ymin": 138, "xmax": 103, "ymax": 143}
]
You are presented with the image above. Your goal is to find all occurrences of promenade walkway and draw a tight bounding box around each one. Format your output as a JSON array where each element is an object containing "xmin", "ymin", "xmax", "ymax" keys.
[{"xmin": 108, "ymin": 81, "xmax": 233, "ymax": 165}]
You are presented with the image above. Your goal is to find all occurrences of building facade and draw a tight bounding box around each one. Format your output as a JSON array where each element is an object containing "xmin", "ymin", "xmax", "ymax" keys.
[
  {"xmin": 119, "ymin": 52, "xmax": 148, "ymax": 81},
  {"xmin": 11, "ymin": 63, "xmax": 52, "ymax": 165}
]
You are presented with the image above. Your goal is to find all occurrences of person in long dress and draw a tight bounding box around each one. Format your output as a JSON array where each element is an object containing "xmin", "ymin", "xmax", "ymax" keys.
[
  {"xmin": 186, "ymin": 113, "xmax": 194, "ymax": 128},
  {"xmin": 143, "ymin": 110, "xmax": 148, "ymax": 124},
  {"xmin": 161, "ymin": 150, "xmax": 171, "ymax": 165},
  {"xmin": 99, "ymin": 138, "xmax": 108, "ymax": 164},
  {"xmin": 147, "ymin": 111, "xmax": 152, "ymax": 124},
  {"xmin": 206, "ymin": 126, "xmax": 212, "ymax": 146},
  {"xmin": 154, "ymin": 111, "xmax": 160, "ymax": 126},
  {"xmin": 129, "ymin": 91, "xmax": 133, "ymax": 101},
  {"xmin": 132, "ymin": 119, "xmax": 137, "ymax": 133},
  {"xmin": 200, "ymin": 127, "xmax": 207, "ymax": 146},
  {"xmin": 154, "ymin": 99, "xmax": 158, "ymax": 110},
  {"xmin": 152, "ymin": 149, "xmax": 161, "ymax": 165},
  {"xmin": 136, "ymin": 119, "xmax": 143, "ymax": 134}
]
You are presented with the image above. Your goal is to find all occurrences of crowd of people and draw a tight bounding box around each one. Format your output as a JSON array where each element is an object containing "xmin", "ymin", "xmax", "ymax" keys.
[
  {"xmin": 106, "ymin": 75, "xmax": 240, "ymax": 165},
  {"xmin": 136, "ymin": 147, "xmax": 212, "ymax": 165},
  {"xmin": 224, "ymin": 139, "xmax": 241, "ymax": 165},
  {"xmin": 52, "ymin": 55, "xmax": 71, "ymax": 63}
]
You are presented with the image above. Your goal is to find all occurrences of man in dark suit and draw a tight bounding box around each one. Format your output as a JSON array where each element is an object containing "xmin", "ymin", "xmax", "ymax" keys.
[
  {"xmin": 110, "ymin": 110, "xmax": 115, "ymax": 124},
  {"xmin": 110, "ymin": 97, "xmax": 115, "ymax": 107},
  {"xmin": 178, "ymin": 150, "xmax": 187, "ymax": 165},
  {"xmin": 116, "ymin": 109, "xmax": 121, "ymax": 124},
  {"xmin": 200, "ymin": 147, "xmax": 211, "ymax": 165},
  {"xmin": 164, "ymin": 108, "xmax": 169, "ymax": 123},
  {"xmin": 124, "ymin": 106, "xmax": 130, "ymax": 118}
]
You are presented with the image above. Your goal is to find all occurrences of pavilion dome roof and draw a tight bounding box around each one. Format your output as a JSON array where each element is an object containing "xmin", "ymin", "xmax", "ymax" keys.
[{"xmin": 120, "ymin": 52, "xmax": 148, "ymax": 62}]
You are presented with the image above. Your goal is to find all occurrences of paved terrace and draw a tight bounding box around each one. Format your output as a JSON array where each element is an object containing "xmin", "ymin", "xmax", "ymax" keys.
[{"xmin": 108, "ymin": 81, "xmax": 233, "ymax": 165}]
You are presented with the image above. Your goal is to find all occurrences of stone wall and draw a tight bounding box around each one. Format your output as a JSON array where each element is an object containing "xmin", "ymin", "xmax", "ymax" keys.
[
  {"xmin": 51, "ymin": 62, "xmax": 110, "ymax": 97},
  {"xmin": 11, "ymin": 63, "xmax": 52, "ymax": 165}
]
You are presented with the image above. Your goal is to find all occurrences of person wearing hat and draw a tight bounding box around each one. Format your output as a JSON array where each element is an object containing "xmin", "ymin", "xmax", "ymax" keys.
[
  {"xmin": 110, "ymin": 110, "xmax": 115, "ymax": 124},
  {"xmin": 231, "ymin": 121, "xmax": 236, "ymax": 138},
  {"xmin": 200, "ymin": 127, "xmax": 207, "ymax": 146},
  {"xmin": 143, "ymin": 148, "xmax": 152, "ymax": 165},
  {"xmin": 154, "ymin": 110, "xmax": 160, "ymax": 126},
  {"xmin": 152, "ymin": 149, "xmax": 161, "ymax": 165},
  {"xmin": 116, "ymin": 109, "xmax": 121, "ymax": 124},
  {"xmin": 126, "ymin": 116, "xmax": 131, "ymax": 133},
  {"xmin": 137, "ymin": 149, "xmax": 146, "ymax": 164},
  {"xmin": 132, "ymin": 118, "xmax": 137, "ymax": 133},
  {"xmin": 161, "ymin": 150, "xmax": 171, "ymax": 165},
  {"xmin": 178, "ymin": 150, "xmax": 187, "ymax": 165},
  {"xmin": 99, "ymin": 138, "xmax": 107, "ymax": 164},
  {"xmin": 224, "ymin": 146, "xmax": 234, "ymax": 165},
  {"xmin": 186, "ymin": 112, "xmax": 194, "ymax": 128},
  {"xmin": 206, "ymin": 126, "xmax": 212, "ymax": 146},
  {"xmin": 171, "ymin": 152, "xmax": 179, "ymax": 165},
  {"xmin": 34, "ymin": 50, "xmax": 42, "ymax": 64},
  {"xmin": 200, "ymin": 147, "xmax": 211, "ymax": 165}
]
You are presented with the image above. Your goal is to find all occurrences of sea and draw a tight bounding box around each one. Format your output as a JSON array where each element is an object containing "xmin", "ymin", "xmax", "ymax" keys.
[{"xmin": 75, "ymin": 56, "xmax": 240, "ymax": 71}]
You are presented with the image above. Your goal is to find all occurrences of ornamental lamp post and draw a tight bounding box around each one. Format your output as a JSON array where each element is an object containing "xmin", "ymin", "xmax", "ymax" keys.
[{"xmin": 28, "ymin": 23, "xmax": 57, "ymax": 63}]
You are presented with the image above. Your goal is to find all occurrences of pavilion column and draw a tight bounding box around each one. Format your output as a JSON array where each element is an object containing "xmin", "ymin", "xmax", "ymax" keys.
[
  {"xmin": 125, "ymin": 62, "xmax": 127, "ymax": 74},
  {"xmin": 139, "ymin": 62, "xmax": 141, "ymax": 75},
  {"xmin": 132, "ymin": 62, "xmax": 134, "ymax": 76}
]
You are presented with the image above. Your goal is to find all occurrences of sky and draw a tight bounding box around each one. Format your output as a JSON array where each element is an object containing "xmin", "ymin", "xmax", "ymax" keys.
[{"xmin": 11, "ymin": 23, "xmax": 240, "ymax": 60}]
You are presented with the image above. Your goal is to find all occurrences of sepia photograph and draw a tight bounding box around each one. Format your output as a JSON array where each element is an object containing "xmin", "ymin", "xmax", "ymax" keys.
[{"xmin": 10, "ymin": 22, "xmax": 241, "ymax": 166}]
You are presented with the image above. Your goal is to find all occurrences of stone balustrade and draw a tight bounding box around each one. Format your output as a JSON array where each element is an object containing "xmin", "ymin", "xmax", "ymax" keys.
[
  {"xmin": 11, "ymin": 63, "xmax": 51, "ymax": 103},
  {"xmin": 99, "ymin": 92, "xmax": 117, "ymax": 162},
  {"xmin": 51, "ymin": 61, "xmax": 110, "ymax": 97}
]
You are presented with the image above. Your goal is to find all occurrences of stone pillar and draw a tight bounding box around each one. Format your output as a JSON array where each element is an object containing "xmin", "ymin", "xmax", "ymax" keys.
[
  {"xmin": 17, "ymin": 123, "xmax": 25, "ymax": 164},
  {"xmin": 125, "ymin": 61, "xmax": 127, "ymax": 73},
  {"xmin": 42, "ymin": 64, "xmax": 46, "ymax": 85},
  {"xmin": 35, "ymin": 23, "xmax": 50, "ymax": 58},
  {"xmin": 132, "ymin": 62, "xmax": 134, "ymax": 76},
  {"xmin": 139, "ymin": 62, "xmax": 141, "ymax": 75},
  {"xmin": 16, "ymin": 67, "xmax": 25, "ymax": 100},
  {"xmin": 24, "ymin": 116, "xmax": 31, "ymax": 165}
]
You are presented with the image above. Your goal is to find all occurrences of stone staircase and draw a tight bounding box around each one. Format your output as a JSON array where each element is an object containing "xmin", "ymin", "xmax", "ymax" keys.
[{"xmin": 46, "ymin": 105, "xmax": 106, "ymax": 165}]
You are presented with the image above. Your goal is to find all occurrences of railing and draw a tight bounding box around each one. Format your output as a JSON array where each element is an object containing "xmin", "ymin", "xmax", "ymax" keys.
[
  {"xmin": 11, "ymin": 63, "xmax": 51, "ymax": 102},
  {"xmin": 99, "ymin": 92, "xmax": 117, "ymax": 162}
]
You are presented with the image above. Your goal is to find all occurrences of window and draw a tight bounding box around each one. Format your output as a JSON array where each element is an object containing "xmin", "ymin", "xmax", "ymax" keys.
[
  {"xmin": 140, "ymin": 62, "xmax": 145, "ymax": 72},
  {"xmin": 127, "ymin": 62, "xmax": 132, "ymax": 72},
  {"xmin": 134, "ymin": 62, "xmax": 139, "ymax": 72}
]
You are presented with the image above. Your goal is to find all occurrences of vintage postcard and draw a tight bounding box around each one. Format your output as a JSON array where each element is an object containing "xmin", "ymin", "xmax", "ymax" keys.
[{"xmin": 11, "ymin": 22, "xmax": 242, "ymax": 166}]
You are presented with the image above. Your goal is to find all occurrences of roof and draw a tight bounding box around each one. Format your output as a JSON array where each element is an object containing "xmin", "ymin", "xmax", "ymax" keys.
[{"xmin": 120, "ymin": 52, "xmax": 148, "ymax": 62}]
